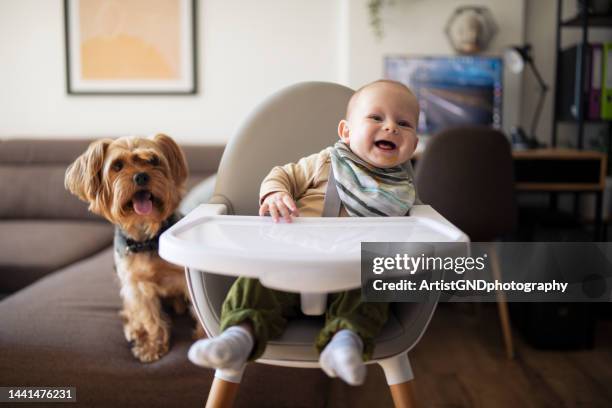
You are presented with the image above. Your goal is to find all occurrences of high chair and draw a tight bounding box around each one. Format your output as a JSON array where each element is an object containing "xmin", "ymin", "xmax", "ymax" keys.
[{"xmin": 160, "ymin": 82, "xmax": 469, "ymax": 408}]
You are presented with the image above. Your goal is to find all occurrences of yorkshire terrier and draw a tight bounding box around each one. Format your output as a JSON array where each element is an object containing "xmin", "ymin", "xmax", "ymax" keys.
[{"xmin": 65, "ymin": 134, "xmax": 200, "ymax": 362}]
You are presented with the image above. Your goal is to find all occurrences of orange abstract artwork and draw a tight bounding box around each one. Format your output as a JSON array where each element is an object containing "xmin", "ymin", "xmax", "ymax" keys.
[
  {"xmin": 79, "ymin": 0, "xmax": 180, "ymax": 80},
  {"xmin": 65, "ymin": 0, "xmax": 195, "ymax": 93}
]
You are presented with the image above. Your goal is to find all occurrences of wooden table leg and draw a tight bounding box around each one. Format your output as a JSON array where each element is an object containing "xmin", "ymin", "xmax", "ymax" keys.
[
  {"xmin": 595, "ymin": 191, "xmax": 603, "ymax": 241},
  {"xmin": 490, "ymin": 245, "xmax": 515, "ymax": 359},
  {"xmin": 389, "ymin": 380, "xmax": 416, "ymax": 408},
  {"xmin": 205, "ymin": 377, "xmax": 240, "ymax": 408}
]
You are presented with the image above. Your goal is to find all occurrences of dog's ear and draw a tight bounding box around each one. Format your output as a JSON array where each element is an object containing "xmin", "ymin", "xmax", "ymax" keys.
[
  {"xmin": 65, "ymin": 139, "xmax": 112, "ymax": 202},
  {"xmin": 153, "ymin": 133, "xmax": 188, "ymax": 186}
]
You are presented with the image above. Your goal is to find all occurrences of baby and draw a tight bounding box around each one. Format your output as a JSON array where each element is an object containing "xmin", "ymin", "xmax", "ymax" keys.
[{"xmin": 189, "ymin": 80, "xmax": 420, "ymax": 386}]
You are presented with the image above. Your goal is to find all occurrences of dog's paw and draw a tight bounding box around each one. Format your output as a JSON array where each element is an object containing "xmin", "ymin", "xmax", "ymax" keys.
[
  {"xmin": 123, "ymin": 322, "xmax": 170, "ymax": 363},
  {"xmin": 172, "ymin": 297, "xmax": 187, "ymax": 315},
  {"xmin": 192, "ymin": 324, "xmax": 206, "ymax": 340},
  {"xmin": 130, "ymin": 332, "xmax": 170, "ymax": 363}
]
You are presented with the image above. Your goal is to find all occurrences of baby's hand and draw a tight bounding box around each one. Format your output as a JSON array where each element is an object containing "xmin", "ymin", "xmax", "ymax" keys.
[{"xmin": 259, "ymin": 192, "xmax": 299, "ymax": 223}]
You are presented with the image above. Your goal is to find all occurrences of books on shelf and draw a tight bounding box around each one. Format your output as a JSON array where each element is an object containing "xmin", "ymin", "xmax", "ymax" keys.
[
  {"xmin": 589, "ymin": 43, "xmax": 602, "ymax": 120},
  {"xmin": 557, "ymin": 42, "xmax": 611, "ymax": 121},
  {"xmin": 602, "ymin": 42, "xmax": 612, "ymax": 120}
]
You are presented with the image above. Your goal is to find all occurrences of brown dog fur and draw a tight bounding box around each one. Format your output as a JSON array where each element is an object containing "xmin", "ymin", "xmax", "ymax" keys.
[{"xmin": 65, "ymin": 134, "xmax": 201, "ymax": 362}]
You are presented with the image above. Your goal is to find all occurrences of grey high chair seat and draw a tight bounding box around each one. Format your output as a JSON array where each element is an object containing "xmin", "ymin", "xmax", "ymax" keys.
[{"xmin": 185, "ymin": 82, "xmax": 441, "ymax": 408}]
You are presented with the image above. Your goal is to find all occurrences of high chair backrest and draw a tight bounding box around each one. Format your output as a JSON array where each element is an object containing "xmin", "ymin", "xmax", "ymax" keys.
[{"xmin": 210, "ymin": 82, "xmax": 354, "ymax": 215}]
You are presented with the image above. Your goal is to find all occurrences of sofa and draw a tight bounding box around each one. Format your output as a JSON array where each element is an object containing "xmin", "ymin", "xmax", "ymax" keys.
[{"xmin": 0, "ymin": 139, "xmax": 336, "ymax": 407}]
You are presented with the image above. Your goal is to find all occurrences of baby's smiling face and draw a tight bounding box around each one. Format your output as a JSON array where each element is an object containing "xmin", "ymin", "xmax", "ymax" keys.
[{"xmin": 338, "ymin": 82, "xmax": 419, "ymax": 168}]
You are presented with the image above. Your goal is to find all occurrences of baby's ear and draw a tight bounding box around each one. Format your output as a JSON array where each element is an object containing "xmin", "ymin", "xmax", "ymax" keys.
[
  {"xmin": 65, "ymin": 139, "xmax": 112, "ymax": 203},
  {"xmin": 338, "ymin": 120, "xmax": 350, "ymax": 144},
  {"xmin": 153, "ymin": 133, "xmax": 188, "ymax": 186}
]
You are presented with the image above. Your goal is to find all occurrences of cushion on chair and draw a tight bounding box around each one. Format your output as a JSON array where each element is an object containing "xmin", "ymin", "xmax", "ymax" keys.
[{"xmin": 0, "ymin": 220, "xmax": 113, "ymax": 292}]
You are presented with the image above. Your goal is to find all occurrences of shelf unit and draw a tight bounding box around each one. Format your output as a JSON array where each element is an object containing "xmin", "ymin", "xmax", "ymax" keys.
[
  {"xmin": 561, "ymin": 14, "xmax": 612, "ymax": 27},
  {"xmin": 552, "ymin": 0, "xmax": 611, "ymax": 159}
]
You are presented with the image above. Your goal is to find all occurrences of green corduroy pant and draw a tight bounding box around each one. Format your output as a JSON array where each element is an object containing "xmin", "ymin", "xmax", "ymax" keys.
[{"xmin": 220, "ymin": 277, "xmax": 389, "ymax": 361}]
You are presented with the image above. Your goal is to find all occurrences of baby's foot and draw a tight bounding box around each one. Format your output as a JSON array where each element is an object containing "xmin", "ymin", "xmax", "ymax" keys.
[
  {"xmin": 188, "ymin": 326, "xmax": 253, "ymax": 372},
  {"xmin": 319, "ymin": 330, "xmax": 366, "ymax": 386}
]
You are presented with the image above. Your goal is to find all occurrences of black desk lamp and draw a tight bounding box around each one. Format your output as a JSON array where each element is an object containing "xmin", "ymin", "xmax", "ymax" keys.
[{"xmin": 504, "ymin": 44, "xmax": 548, "ymax": 149}]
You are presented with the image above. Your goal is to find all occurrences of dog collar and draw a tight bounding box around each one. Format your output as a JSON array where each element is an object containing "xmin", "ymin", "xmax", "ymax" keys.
[{"xmin": 115, "ymin": 213, "xmax": 181, "ymax": 255}]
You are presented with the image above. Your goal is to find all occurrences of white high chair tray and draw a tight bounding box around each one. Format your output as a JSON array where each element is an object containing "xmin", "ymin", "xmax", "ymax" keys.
[{"xmin": 160, "ymin": 204, "xmax": 469, "ymax": 293}]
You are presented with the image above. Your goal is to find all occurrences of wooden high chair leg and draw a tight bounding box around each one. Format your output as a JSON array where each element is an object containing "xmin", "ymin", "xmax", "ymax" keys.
[
  {"xmin": 489, "ymin": 245, "xmax": 515, "ymax": 359},
  {"xmin": 378, "ymin": 354, "xmax": 416, "ymax": 408},
  {"xmin": 205, "ymin": 368, "xmax": 244, "ymax": 408},
  {"xmin": 389, "ymin": 381, "xmax": 416, "ymax": 408},
  {"xmin": 206, "ymin": 377, "xmax": 240, "ymax": 408}
]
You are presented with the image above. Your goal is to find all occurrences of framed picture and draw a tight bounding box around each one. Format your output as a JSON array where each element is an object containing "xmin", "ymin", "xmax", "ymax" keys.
[{"xmin": 64, "ymin": 0, "xmax": 197, "ymax": 95}]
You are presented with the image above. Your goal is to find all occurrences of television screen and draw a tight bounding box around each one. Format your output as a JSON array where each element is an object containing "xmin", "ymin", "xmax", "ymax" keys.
[{"xmin": 384, "ymin": 55, "xmax": 503, "ymax": 136}]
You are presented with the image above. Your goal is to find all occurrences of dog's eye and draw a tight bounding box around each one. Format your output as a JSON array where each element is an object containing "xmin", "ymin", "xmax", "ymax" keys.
[
  {"xmin": 112, "ymin": 160, "xmax": 123, "ymax": 171},
  {"xmin": 148, "ymin": 156, "xmax": 160, "ymax": 166}
]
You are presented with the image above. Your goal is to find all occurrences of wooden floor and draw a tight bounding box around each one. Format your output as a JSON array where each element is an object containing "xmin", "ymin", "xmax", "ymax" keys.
[{"xmin": 328, "ymin": 303, "xmax": 612, "ymax": 408}]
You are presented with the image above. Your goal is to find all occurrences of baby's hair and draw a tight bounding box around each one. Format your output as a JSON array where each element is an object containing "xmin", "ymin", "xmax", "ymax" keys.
[{"xmin": 345, "ymin": 79, "xmax": 416, "ymax": 119}]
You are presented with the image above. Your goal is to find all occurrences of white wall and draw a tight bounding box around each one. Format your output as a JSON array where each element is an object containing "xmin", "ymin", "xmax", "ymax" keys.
[
  {"xmin": 0, "ymin": 0, "xmax": 526, "ymax": 144},
  {"xmin": 0, "ymin": 0, "xmax": 339, "ymax": 144}
]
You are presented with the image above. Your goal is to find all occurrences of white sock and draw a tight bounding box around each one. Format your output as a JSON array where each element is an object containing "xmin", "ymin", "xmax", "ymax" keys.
[
  {"xmin": 319, "ymin": 330, "xmax": 366, "ymax": 386},
  {"xmin": 188, "ymin": 326, "xmax": 254, "ymax": 372}
]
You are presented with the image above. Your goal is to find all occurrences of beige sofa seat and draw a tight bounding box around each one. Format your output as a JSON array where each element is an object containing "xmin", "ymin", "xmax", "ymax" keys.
[
  {"xmin": 0, "ymin": 220, "xmax": 113, "ymax": 292},
  {"xmin": 0, "ymin": 248, "xmax": 330, "ymax": 408}
]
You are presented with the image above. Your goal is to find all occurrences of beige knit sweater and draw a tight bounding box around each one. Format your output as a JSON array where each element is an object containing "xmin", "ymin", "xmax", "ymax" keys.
[{"xmin": 259, "ymin": 147, "xmax": 349, "ymax": 218}]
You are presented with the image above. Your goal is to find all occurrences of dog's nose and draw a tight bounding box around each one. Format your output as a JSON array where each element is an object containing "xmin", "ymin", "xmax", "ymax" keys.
[{"xmin": 133, "ymin": 172, "xmax": 150, "ymax": 186}]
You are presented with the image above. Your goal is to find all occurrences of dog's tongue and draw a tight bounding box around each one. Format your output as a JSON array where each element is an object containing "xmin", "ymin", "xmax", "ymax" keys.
[{"xmin": 133, "ymin": 191, "xmax": 153, "ymax": 216}]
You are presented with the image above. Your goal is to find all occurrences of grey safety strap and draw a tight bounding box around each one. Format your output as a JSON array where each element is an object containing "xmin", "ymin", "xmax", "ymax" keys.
[
  {"xmin": 322, "ymin": 166, "xmax": 342, "ymax": 217},
  {"xmin": 322, "ymin": 161, "xmax": 418, "ymax": 216}
]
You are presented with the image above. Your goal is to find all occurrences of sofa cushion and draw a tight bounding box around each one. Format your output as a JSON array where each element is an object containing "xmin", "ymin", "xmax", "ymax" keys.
[
  {"xmin": 0, "ymin": 220, "xmax": 113, "ymax": 292},
  {"xmin": 0, "ymin": 165, "xmax": 99, "ymax": 220},
  {"xmin": 0, "ymin": 138, "xmax": 94, "ymax": 163},
  {"xmin": 0, "ymin": 139, "xmax": 224, "ymax": 220},
  {"xmin": 0, "ymin": 139, "xmax": 102, "ymax": 220},
  {"xmin": 0, "ymin": 249, "xmax": 330, "ymax": 407}
]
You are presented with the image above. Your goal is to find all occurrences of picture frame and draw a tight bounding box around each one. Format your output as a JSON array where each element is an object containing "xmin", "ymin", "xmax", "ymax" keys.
[{"xmin": 64, "ymin": 0, "xmax": 197, "ymax": 95}]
